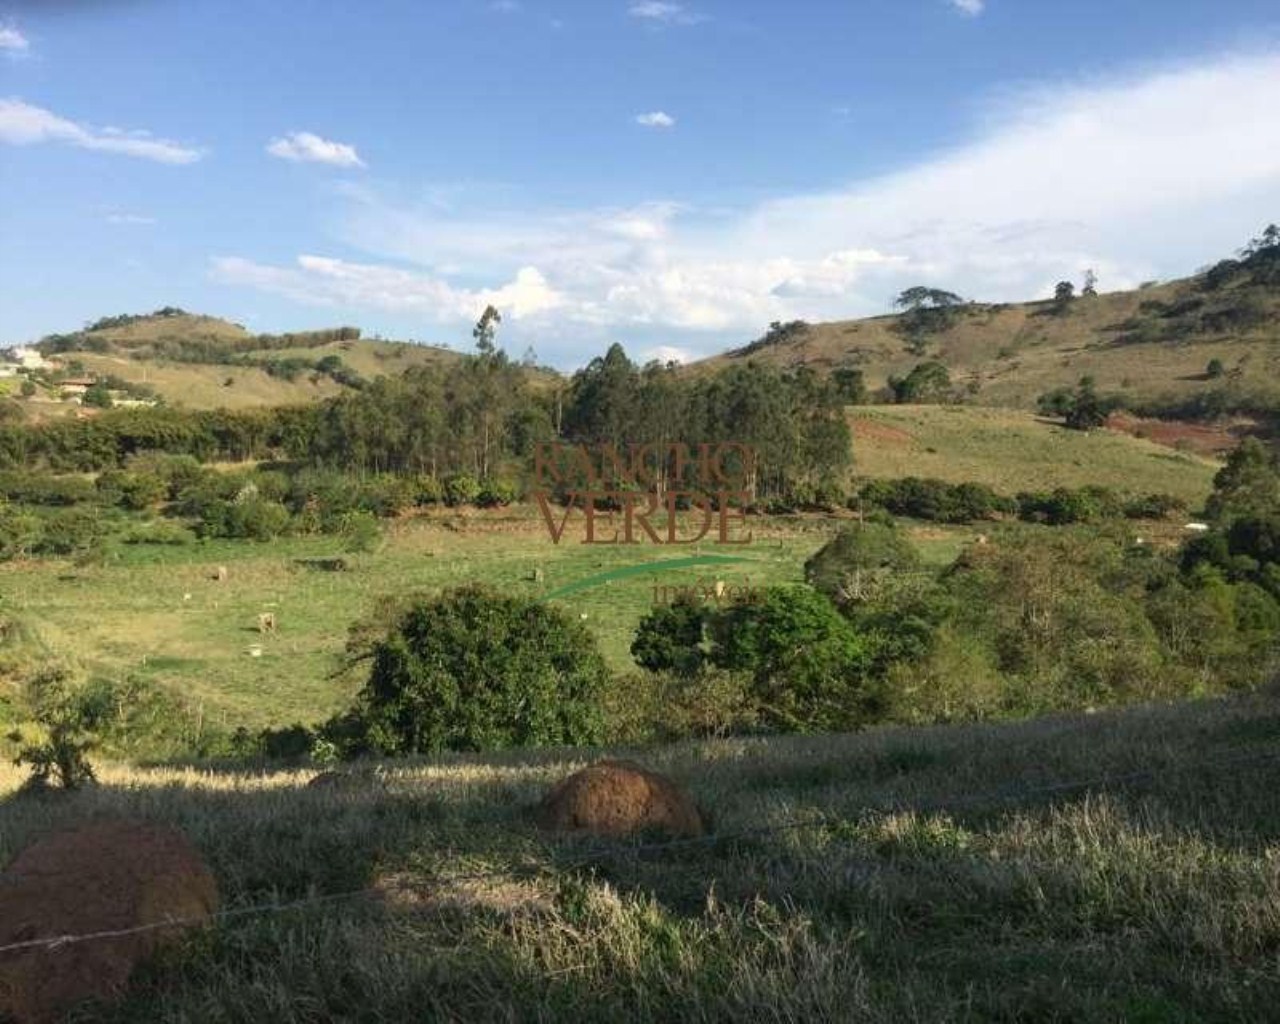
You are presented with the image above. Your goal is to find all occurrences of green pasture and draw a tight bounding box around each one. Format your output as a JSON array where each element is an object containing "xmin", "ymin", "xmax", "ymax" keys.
[{"xmin": 3, "ymin": 511, "xmax": 968, "ymax": 731}]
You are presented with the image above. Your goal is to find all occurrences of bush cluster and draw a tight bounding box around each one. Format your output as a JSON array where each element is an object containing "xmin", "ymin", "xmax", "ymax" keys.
[{"xmin": 856, "ymin": 477, "xmax": 1185, "ymax": 526}]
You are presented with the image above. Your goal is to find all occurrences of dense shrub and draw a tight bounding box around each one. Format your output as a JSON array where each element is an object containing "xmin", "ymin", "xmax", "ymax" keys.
[
  {"xmin": 0, "ymin": 504, "xmax": 42, "ymax": 560},
  {"xmin": 1205, "ymin": 438, "xmax": 1280, "ymax": 524},
  {"xmin": 804, "ymin": 522, "xmax": 922, "ymax": 607},
  {"xmin": 631, "ymin": 595, "xmax": 708, "ymax": 677},
  {"xmin": 0, "ymin": 471, "xmax": 96, "ymax": 507},
  {"xmin": 412, "ymin": 475, "xmax": 444, "ymax": 506},
  {"xmin": 197, "ymin": 495, "xmax": 292, "ymax": 541},
  {"xmin": 7, "ymin": 669, "xmax": 103, "ymax": 790},
  {"xmin": 1016, "ymin": 486, "xmax": 1120, "ymax": 525},
  {"xmin": 710, "ymin": 586, "xmax": 874, "ymax": 733},
  {"xmin": 931, "ymin": 530, "xmax": 1173, "ymax": 712},
  {"xmin": 96, "ymin": 469, "xmax": 168, "ymax": 510},
  {"xmin": 477, "ymin": 479, "xmax": 519, "ymax": 508},
  {"xmin": 331, "ymin": 585, "xmax": 608, "ymax": 754},
  {"xmin": 36, "ymin": 506, "xmax": 109, "ymax": 557},
  {"xmin": 443, "ymin": 473, "xmax": 481, "ymax": 507},
  {"xmin": 858, "ymin": 478, "xmax": 1010, "ymax": 523},
  {"xmin": 1123, "ymin": 493, "xmax": 1186, "ymax": 520},
  {"xmin": 336, "ymin": 510, "xmax": 382, "ymax": 553}
]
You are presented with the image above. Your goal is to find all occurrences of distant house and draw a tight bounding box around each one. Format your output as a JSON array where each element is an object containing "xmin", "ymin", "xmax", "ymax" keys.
[
  {"xmin": 10, "ymin": 347, "xmax": 53, "ymax": 371},
  {"xmin": 59, "ymin": 377, "xmax": 97, "ymax": 398}
]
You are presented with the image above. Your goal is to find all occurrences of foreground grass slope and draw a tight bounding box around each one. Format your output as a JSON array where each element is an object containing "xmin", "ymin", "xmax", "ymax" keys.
[{"xmin": 2, "ymin": 689, "xmax": 1278, "ymax": 1021}]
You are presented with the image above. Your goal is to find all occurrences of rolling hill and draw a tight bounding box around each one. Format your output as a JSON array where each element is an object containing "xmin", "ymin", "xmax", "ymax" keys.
[
  {"xmin": 7, "ymin": 236, "xmax": 1276, "ymax": 438},
  {"xmin": 697, "ymin": 251, "xmax": 1280, "ymax": 415},
  {"xmin": 13, "ymin": 309, "xmax": 468, "ymax": 415}
]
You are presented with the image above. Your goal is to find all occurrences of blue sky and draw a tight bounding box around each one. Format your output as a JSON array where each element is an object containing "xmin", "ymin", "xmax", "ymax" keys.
[{"xmin": 2, "ymin": 1, "xmax": 1279, "ymax": 367}]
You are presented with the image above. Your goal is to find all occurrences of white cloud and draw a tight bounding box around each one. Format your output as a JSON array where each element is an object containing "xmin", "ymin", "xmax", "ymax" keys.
[
  {"xmin": 210, "ymin": 256, "xmax": 562, "ymax": 322},
  {"xmin": 266, "ymin": 131, "xmax": 365, "ymax": 168},
  {"xmin": 635, "ymin": 111, "xmax": 676, "ymax": 128},
  {"xmin": 0, "ymin": 25, "xmax": 29, "ymax": 52},
  {"xmin": 643, "ymin": 345, "xmax": 696, "ymax": 365},
  {"xmin": 0, "ymin": 99, "xmax": 203, "ymax": 163},
  {"xmin": 948, "ymin": 0, "xmax": 985, "ymax": 15},
  {"xmin": 628, "ymin": 3, "xmax": 705, "ymax": 26},
  {"xmin": 219, "ymin": 49, "xmax": 1280, "ymax": 362}
]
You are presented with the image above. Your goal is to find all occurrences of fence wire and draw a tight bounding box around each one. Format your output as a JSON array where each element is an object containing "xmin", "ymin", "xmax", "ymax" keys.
[{"xmin": 2, "ymin": 744, "xmax": 1277, "ymax": 957}]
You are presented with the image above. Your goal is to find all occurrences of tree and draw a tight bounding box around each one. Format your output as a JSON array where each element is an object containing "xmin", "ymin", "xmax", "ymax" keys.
[
  {"xmin": 631, "ymin": 594, "xmax": 708, "ymax": 676},
  {"xmin": 8, "ymin": 668, "xmax": 105, "ymax": 791},
  {"xmin": 893, "ymin": 287, "xmax": 965, "ymax": 354},
  {"xmin": 893, "ymin": 287, "xmax": 964, "ymax": 312},
  {"xmin": 1206, "ymin": 358, "xmax": 1226, "ymax": 379},
  {"xmin": 1082, "ymin": 269, "xmax": 1098, "ymax": 297},
  {"xmin": 804, "ymin": 522, "xmax": 922, "ymax": 608},
  {"xmin": 472, "ymin": 304, "xmax": 502, "ymax": 358},
  {"xmin": 81, "ymin": 382, "xmax": 113, "ymax": 408},
  {"xmin": 1064, "ymin": 377, "xmax": 1108, "ymax": 431},
  {"xmin": 710, "ymin": 586, "xmax": 872, "ymax": 732},
  {"xmin": 1240, "ymin": 223, "xmax": 1280, "ymax": 259},
  {"xmin": 563, "ymin": 342, "xmax": 638, "ymax": 449},
  {"xmin": 469, "ymin": 304, "xmax": 512, "ymax": 478},
  {"xmin": 341, "ymin": 585, "xmax": 608, "ymax": 754},
  {"xmin": 1205, "ymin": 438, "xmax": 1280, "ymax": 524},
  {"xmin": 1038, "ymin": 376, "xmax": 1116, "ymax": 431},
  {"xmin": 889, "ymin": 361, "xmax": 951, "ymax": 404},
  {"xmin": 831, "ymin": 367, "xmax": 866, "ymax": 404},
  {"xmin": 1053, "ymin": 280, "xmax": 1076, "ymax": 312},
  {"xmin": 19, "ymin": 379, "xmax": 36, "ymax": 399},
  {"xmin": 1036, "ymin": 387, "xmax": 1075, "ymax": 419}
]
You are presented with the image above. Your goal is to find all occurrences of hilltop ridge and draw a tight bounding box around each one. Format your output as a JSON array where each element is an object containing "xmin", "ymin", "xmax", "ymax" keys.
[{"xmin": 697, "ymin": 232, "xmax": 1280, "ymax": 417}]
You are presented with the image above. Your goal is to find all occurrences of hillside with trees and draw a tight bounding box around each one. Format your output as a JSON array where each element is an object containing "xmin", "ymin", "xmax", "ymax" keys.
[
  {"xmin": 10, "ymin": 308, "xmax": 471, "ymax": 415},
  {"xmin": 699, "ymin": 226, "xmax": 1280, "ymax": 424}
]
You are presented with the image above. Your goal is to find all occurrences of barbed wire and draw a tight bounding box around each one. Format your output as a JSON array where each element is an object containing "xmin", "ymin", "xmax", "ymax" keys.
[{"xmin": 2, "ymin": 743, "xmax": 1277, "ymax": 958}]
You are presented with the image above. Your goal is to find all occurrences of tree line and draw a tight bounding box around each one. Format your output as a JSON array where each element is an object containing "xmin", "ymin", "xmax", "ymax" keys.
[{"xmin": 0, "ymin": 339, "xmax": 852, "ymax": 505}]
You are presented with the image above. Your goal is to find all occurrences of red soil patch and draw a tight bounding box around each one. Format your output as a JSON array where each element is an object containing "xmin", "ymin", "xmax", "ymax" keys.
[
  {"xmin": 850, "ymin": 417, "xmax": 915, "ymax": 446},
  {"xmin": 536, "ymin": 760, "xmax": 705, "ymax": 839},
  {"xmin": 0, "ymin": 819, "xmax": 218, "ymax": 1024},
  {"xmin": 1106, "ymin": 412, "xmax": 1239, "ymax": 457}
]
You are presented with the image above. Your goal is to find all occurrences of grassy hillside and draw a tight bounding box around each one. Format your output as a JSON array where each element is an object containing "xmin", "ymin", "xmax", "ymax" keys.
[
  {"xmin": 700, "ymin": 270, "xmax": 1280, "ymax": 411},
  {"xmin": 851, "ymin": 405, "xmax": 1221, "ymax": 506},
  {"xmin": 66, "ymin": 339, "xmax": 459, "ymax": 411},
  {"xmin": 2, "ymin": 688, "xmax": 1277, "ymax": 1021},
  {"xmin": 24, "ymin": 310, "xmax": 467, "ymax": 411}
]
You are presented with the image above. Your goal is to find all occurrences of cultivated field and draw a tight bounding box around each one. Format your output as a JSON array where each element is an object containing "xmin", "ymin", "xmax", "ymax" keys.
[{"xmin": 1, "ymin": 688, "xmax": 1277, "ymax": 1021}]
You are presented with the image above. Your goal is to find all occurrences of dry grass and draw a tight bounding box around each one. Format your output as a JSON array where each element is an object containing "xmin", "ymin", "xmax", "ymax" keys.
[
  {"xmin": 2, "ymin": 689, "xmax": 1278, "ymax": 1020},
  {"xmin": 697, "ymin": 277, "xmax": 1280, "ymax": 409},
  {"xmin": 850, "ymin": 405, "xmax": 1221, "ymax": 503}
]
